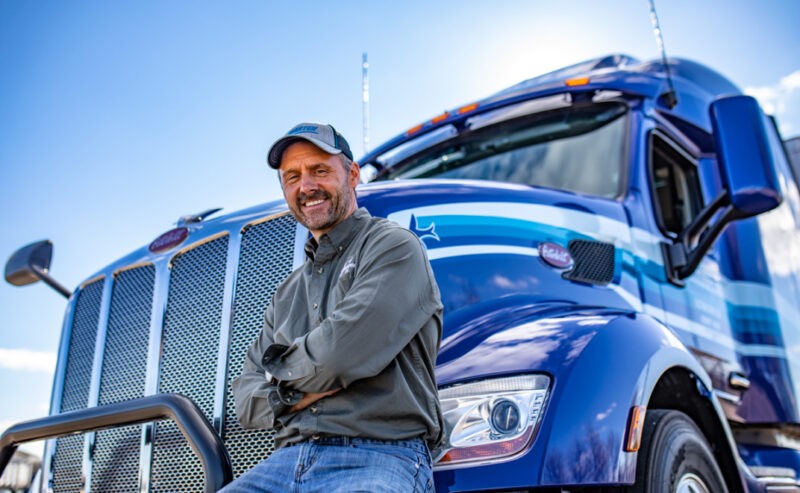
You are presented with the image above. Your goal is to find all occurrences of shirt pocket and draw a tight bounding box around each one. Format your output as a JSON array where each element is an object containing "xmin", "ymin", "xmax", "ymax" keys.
[{"xmin": 333, "ymin": 259, "xmax": 357, "ymax": 297}]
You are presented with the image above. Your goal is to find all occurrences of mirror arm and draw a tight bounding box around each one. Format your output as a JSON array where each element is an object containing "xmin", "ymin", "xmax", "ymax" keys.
[
  {"xmin": 682, "ymin": 192, "xmax": 730, "ymax": 246},
  {"xmin": 30, "ymin": 265, "xmax": 72, "ymax": 299},
  {"xmin": 676, "ymin": 205, "xmax": 738, "ymax": 280},
  {"xmin": 663, "ymin": 191, "xmax": 737, "ymax": 285}
]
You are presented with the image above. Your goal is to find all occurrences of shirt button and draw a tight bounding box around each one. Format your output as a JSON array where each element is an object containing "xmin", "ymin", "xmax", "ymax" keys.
[
  {"xmin": 311, "ymin": 434, "xmax": 320, "ymax": 441},
  {"xmin": 313, "ymin": 303, "xmax": 318, "ymax": 309},
  {"xmin": 310, "ymin": 406, "xmax": 318, "ymax": 414},
  {"xmin": 338, "ymin": 246, "xmax": 343, "ymax": 252},
  {"xmin": 317, "ymin": 268, "xmax": 323, "ymax": 274},
  {"xmin": 287, "ymin": 371, "xmax": 293, "ymax": 377}
]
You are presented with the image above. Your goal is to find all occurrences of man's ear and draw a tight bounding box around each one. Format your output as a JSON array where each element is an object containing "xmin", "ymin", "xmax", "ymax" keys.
[{"xmin": 349, "ymin": 162, "xmax": 361, "ymax": 188}]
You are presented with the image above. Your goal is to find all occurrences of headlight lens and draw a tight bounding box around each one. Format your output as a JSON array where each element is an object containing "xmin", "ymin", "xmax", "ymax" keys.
[{"xmin": 434, "ymin": 374, "xmax": 550, "ymax": 468}]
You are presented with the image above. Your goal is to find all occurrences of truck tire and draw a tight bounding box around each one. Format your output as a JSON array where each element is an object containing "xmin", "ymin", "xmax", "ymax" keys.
[{"xmin": 628, "ymin": 409, "xmax": 728, "ymax": 493}]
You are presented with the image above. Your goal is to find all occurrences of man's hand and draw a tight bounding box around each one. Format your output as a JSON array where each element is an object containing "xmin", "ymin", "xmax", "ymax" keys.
[{"xmin": 288, "ymin": 388, "xmax": 340, "ymax": 413}]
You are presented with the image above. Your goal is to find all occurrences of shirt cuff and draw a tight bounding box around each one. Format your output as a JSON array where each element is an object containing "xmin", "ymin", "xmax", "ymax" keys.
[{"xmin": 262, "ymin": 340, "xmax": 316, "ymax": 383}]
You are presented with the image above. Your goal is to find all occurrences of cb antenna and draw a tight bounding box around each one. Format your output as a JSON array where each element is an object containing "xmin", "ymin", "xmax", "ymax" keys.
[
  {"xmin": 362, "ymin": 52, "xmax": 370, "ymax": 154},
  {"xmin": 648, "ymin": 0, "xmax": 678, "ymax": 108}
]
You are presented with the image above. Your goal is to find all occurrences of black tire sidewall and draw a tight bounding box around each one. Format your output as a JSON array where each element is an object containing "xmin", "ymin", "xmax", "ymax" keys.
[{"xmin": 633, "ymin": 409, "xmax": 728, "ymax": 493}]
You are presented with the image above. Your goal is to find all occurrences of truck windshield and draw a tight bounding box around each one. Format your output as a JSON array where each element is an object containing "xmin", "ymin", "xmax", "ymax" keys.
[{"xmin": 377, "ymin": 102, "xmax": 628, "ymax": 198}]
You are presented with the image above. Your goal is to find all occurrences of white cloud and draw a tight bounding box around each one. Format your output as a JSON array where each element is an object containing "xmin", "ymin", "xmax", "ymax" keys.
[
  {"xmin": 746, "ymin": 70, "xmax": 800, "ymax": 135},
  {"xmin": 0, "ymin": 348, "xmax": 56, "ymax": 373}
]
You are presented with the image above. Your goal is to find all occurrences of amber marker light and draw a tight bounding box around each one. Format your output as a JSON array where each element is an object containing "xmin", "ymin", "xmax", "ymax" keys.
[
  {"xmin": 565, "ymin": 76, "xmax": 590, "ymax": 87},
  {"xmin": 405, "ymin": 123, "xmax": 425, "ymax": 136},
  {"xmin": 625, "ymin": 405, "xmax": 647, "ymax": 452},
  {"xmin": 457, "ymin": 103, "xmax": 479, "ymax": 114},
  {"xmin": 431, "ymin": 111, "xmax": 450, "ymax": 124}
]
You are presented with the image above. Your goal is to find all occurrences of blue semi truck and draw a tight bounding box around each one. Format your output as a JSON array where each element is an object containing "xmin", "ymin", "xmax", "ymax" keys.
[{"xmin": 4, "ymin": 54, "xmax": 800, "ymax": 492}]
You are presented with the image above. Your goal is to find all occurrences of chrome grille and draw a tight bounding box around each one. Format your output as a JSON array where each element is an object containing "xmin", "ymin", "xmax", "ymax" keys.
[
  {"xmin": 90, "ymin": 426, "xmax": 142, "ymax": 493},
  {"xmin": 92, "ymin": 265, "xmax": 155, "ymax": 492},
  {"xmin": 150, "ymin": 236, "xmax": 229, "ymax": 493},
  {"xmin": 53, "ymin": 279, "xmax": 104, "ymax": 493},
  {"xmin": 224, "ymin": 214, "xmax": 296, "ymax": 478},
  {"xmin": 51, "ymin": 436, "xmax": 84, "ymax": 493}
]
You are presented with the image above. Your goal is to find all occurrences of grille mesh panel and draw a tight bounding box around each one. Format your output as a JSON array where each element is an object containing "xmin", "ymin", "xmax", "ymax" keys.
[
  {"xmin": 150, "ymin": 236, "xmax": 229, "ymax": 493},
  {"xmin": 91, "ymin": 426, "xmax": 142, "ymax": 492},
  {"xmin": 92, "ymin": 265, "xmax": 154, "ymax": 492},
  {"xmin": 53, "ymin": 279, "xmax": 104, "ymax": 493},
  {"xmin": 224, "ymin": 215, "xmax": 296, "ymax": 478},
  {"xmin": 563, "ymin": 239, "xmax": 615, "ymax": 285},
  {"xmin": 52, "ymin": 435, "xmax": 85, "ymax": 493}
]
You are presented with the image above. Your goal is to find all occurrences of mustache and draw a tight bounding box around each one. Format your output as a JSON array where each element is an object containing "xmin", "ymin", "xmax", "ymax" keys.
[{"xmin": 297, "ymin": 190, "xmax": 330, "ymax": 205}]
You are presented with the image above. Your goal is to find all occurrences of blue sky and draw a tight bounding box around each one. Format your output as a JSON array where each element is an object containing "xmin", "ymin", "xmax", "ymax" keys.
[{"xmin": 1, "ymin": 1, "xmax": 798, "ymax": 456}]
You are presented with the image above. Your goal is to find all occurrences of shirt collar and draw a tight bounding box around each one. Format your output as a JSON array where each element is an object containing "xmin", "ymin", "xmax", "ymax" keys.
[{"xmin": 304, "ymin": 207, "xmax": 371, "ymax": 262}]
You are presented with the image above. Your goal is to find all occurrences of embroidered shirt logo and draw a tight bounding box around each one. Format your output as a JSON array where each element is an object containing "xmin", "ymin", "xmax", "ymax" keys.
[{"xmin": 339, "ymin": 257, "xmax": 357, "ymax": 280}]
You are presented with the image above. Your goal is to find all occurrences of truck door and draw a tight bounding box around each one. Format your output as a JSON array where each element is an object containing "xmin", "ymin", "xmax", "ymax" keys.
[{"xmin": 647, "ymin": 128, "xmax": 742, "ymax": 408}]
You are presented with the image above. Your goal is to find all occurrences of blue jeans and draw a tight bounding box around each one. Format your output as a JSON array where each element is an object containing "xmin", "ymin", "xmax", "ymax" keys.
[{"xmin": 219, "ymin": 436, "xmax": 434, "ymax": 492}]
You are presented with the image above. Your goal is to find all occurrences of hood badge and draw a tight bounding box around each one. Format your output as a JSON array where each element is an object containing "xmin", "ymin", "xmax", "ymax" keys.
[
  {"xmin": 149, "ymin": 227, "xmax": 189, "ymax": 253},
  {"xmin": 539, "ymin": 241, "xmax": 573, "ymax": 269}
]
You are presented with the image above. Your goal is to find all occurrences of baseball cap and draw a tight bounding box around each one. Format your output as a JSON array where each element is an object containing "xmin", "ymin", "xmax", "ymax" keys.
[{"xmin": 267, "ymin": 122, "xmax": 353, "ymax": 169}]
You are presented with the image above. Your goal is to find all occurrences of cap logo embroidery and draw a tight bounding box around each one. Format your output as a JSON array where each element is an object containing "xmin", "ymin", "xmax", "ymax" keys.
[{"xmin": 288, "ymin": 125, "xmax": 320, "ymax": 135}]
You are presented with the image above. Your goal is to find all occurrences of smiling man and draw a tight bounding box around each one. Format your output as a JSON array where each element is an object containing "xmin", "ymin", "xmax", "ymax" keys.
[{"xmin": 224, "ymin": 123, "xmax": 443, "ymax": 492}]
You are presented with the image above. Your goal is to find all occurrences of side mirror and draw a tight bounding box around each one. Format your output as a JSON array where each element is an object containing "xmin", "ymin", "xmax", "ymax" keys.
[
  {"xmin": 663, "ymin": 95, "xmax": 783, "ymax": 284},
  {"xmin": 711, "ymin": 95, "xmax": 782, "ymax": 217},
  {"xmin": 5, "ymin": 240, "xmax": 71, "ymax": 298}
]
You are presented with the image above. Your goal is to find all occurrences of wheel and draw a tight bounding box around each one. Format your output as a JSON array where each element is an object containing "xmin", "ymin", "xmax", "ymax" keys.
[{"xmin": 628, "ymin": 409, "xmax": 728, "ymax": 493}]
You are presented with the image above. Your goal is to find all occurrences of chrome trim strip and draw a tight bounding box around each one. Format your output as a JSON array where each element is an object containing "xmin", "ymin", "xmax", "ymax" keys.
[
  {"xmin": 713, "ymin": 388, "xmax": 741, "ymax": 404},
  {"xmin": 293, "ymin": 223, "xmax": 308, "ymax": 269},
  {"xmin": 168, "ymin": 232, "xmax": 229, "ymax": 268},
  {"xmin": 114, "ymin": 262, "xmax": 155, "ymax": 276},
  {"xmin": 729, "ymin": 371, "xmax": 751, "ymax": 391},
  {"xmin": 139, "ymin": 258, "xmax": 172, "ymax": 493},
  {"xmin": 84, "ymin": 273, "xmax": 115, "ymax": 493},
  {"xmin": 80, "ymin": 275, "xmax": 105, "ymax": 289},
  {"xmin": 213, "ymin": 229, "xmax": 243, "ymax": 434},
  {"xmin": 240, "ymin": 211, "xmax": 291, "ymax": 233},
  {"xmin": 43, "ymin": 293, "xmax": 80, "ymax": 493}
]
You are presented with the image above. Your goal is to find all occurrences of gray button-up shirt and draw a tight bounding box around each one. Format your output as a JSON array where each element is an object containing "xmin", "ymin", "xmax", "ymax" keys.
[{"xmin": 232, "ymin": 208, "xmax": 443, "ymax": 450}]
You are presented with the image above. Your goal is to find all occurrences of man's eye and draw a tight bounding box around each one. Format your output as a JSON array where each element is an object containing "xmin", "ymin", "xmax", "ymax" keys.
[{"xmin": 285, "ymin": 175, "xmax": 299, "ymax": 183}]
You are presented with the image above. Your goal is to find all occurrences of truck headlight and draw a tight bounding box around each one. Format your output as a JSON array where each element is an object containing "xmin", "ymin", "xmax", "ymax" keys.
[{"xmin": 434, "ymin": 374, "xmax": 550, "ymax": 468}]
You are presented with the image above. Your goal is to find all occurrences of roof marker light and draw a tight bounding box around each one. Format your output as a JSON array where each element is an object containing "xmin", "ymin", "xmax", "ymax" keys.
[
  {"xmin": 457, "ymin": 103, "xmax": 479, "ymax": 114},
  {"xmin": 405, "ymin": 123, "xmax": 425, "ymax": 136},
  {"xmin": 565, "ymin": 76, "xmax": 590, "ymax": 87},
  {"xmin": 431, "ymin": 111, "xmax": 450, "ymax": 124}
]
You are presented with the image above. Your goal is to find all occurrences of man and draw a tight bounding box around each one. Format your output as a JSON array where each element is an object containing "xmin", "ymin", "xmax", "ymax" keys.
[{"xmin": 224, "ymin": 123, "xmax": 443, "ymax": 492}]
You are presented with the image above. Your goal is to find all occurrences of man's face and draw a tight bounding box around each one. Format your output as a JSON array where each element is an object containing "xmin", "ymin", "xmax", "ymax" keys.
[{"xmin": 279, "ymin": 141, "xmax": 360, "ymax": 240}]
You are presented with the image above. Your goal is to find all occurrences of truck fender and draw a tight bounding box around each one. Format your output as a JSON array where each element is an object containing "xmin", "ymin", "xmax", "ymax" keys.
[{"xmin": 537, "ymin": 311, "xmax": 731, "ymax": 487}]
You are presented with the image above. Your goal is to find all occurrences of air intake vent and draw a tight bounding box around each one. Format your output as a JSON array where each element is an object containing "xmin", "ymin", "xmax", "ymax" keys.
[{"xmin": 563, "ymin": 239, "xmax": 615, "ymax": 285}]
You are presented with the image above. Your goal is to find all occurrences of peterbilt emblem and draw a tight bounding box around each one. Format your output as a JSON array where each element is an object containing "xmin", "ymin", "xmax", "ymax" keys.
[
  {"xmin": 149, "ymin": 227, "xmax": 189, "ymax": 253},
  {"xmin": 539, "ymin": 242, "xmax": 573, "ymax": 269}
]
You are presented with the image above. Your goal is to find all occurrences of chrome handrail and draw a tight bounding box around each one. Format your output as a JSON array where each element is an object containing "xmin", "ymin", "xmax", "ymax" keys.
[{"xmin": 0, "ymin": 393, "xmax": 232, "ymax": 493}]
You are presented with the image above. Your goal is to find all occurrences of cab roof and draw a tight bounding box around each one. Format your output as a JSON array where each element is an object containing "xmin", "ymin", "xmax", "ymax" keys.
[{"xmin": 361, "ymin": 54, "xmax": 741, "ymax": 165}]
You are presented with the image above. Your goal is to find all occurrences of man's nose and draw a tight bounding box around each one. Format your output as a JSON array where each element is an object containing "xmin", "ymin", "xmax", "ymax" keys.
[{"xmin": 299, "ymin": 173, "xmax": 318, "ymax": 193}]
